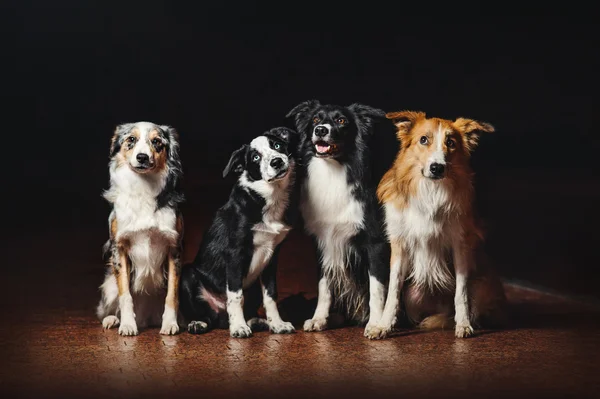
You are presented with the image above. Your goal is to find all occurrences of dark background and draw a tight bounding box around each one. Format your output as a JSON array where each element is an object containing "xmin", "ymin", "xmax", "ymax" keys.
[{"xmin": 5, "ymin": 3, "xmax": 599, "ymax": 299}]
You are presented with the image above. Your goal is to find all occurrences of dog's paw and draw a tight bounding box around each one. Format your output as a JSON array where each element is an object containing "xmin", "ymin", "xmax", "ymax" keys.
[
  {"xmin": 364, "ymin": 323, "xmax": 392, "ymax": 340},
  {"xmin": 455, "ymin": 324, "xmax": 475, "ymax": 338},
  {"xmin": 160, "ymin": 321, "xmax": 180, "ymax": 335},
  {"xmin": 303, "ymin": 317, "xmax": 328, "ymax": 332},
  {"xmin": 118, "ymin": 320, "xmax": 139, "ymax": 336},
  {"xmin": 230, "ymin": 323, "xmax": 253, "ymax": 338},
  {"xmin": 102, "ymin": 315, "xmax": 120, "ymax": 329},
  {"xmin": 269, "ymin": 320, "xmax": 295, "ymax": 334},
  {"xmin": 247, "ymin": 317, "xmax": 269, "ymax": 332},
  {"xmin": 188, "ymin": 321, "xmax": 209, "ymax": 334}
]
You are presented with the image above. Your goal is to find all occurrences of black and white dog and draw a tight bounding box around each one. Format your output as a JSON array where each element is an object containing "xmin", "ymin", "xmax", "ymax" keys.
[
  {"xmin": 286, "ymin": 100, "xmax": 395, "ymax": 337},
  {"xmin": 179, "ymin": 127, "xmax": 298, "ymax": 338},
  {"xmin": 97, "ymin": 122, "xmax": 184, "ymax": 336}
]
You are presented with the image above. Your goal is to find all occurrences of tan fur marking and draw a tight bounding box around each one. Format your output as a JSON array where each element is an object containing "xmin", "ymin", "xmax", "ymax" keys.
[
  {"xmin": 148, "ymin": 129, "xmax": 168, "ymax": 172},
  {"xmin": 164, "ymin": 251, "xmax": 179, "ymax": 310},
  {"xmin": 116, "ymin": 246, "xmax": 131, "ymax": 296}
]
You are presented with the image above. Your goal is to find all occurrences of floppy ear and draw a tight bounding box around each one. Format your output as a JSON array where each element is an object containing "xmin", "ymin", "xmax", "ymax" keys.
[
  {"xmin": 267, "ymin": 126, "xmax": 297, "ymax": 144},
  {"xmin": 156, "ymin": 125, "xmax": 185, "ymax": 208},
  {"xmin": 222, "ymin": 145, "xmax": 248, "ymax": 178},
  {"xmin": 285, "ymin": 99, "xmax": 320, "ymax": 133},
  {"xmin": 347, "ymin": 103, "xmax": 386, "ymax": 133},
  {"xmin": 109, "ymin": 123, "xmax": 132, "ymax": 157},
  {"xmin": 453, "ymin": 118, "xmax": 495, "ymax": 152},
  {"xmin": 385, "ymin": 111, "xmax": 426, "ymax": 136}
]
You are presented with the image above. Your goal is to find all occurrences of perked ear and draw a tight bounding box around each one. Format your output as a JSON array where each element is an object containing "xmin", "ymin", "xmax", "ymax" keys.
[
  {"xmin": 222, "ymin": 144, "xmax": 248, "ymax": 178},
  {"xmin": 285, "ymin": 100, "xmax": 321, "ymax": 133},
  {"xmin": 109, "ymin": 123, "xmax": 132, "ymax": 158},
  {"xmin": 266, "ymin": 126, "xmax": 297, "ymax": 143},
  {"xmin": 385, "ymin": 111, "xmax": 426, "ymax": 136},
  {"xmin": 453, "ymin": 117, "xmax": 495, "ymax": 152},
  {"xmin": 347, "ymin": 103, "xmax": 386, "ymax": 133}
]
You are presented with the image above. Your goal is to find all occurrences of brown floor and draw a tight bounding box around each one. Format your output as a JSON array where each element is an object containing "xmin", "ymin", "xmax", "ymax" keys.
[{"xmin": 1, "ymin": 225, "xmax": 600, "ymax": 399}]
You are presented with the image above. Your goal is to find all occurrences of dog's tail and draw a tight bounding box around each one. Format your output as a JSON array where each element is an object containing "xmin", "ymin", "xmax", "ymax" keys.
[{"xmin": 418, "ymin": 313, "xmax": 455, "ymax": 330}]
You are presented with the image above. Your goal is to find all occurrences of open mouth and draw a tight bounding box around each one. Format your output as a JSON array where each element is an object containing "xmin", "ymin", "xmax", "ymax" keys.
[{"xmin": 314, "ymin": 141, "xmax": 338, "ymax": 156}]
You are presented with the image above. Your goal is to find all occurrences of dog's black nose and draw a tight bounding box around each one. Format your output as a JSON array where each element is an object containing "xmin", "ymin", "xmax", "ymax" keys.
[
  {"xmin": 314, "ymin": 125, "xmax": 329, "ymax": 137},
  {"xmin": 429, "ymin": 163, "xmax": 445, "ymax": 177},
  {"xmin": 270, "ymin": 157, "xmax": 284, "ymax": 169},
  {"xmin": 136, "ymin": 153, "xmax": 150, "ymax": 164}
]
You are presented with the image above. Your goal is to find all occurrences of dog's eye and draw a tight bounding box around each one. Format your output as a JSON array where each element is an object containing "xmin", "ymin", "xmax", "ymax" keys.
[
  {"xmin": 274, "ymin": 143, "xmax": 281, "ymax": 150},
  {"xmin": 312, "ymin": 117, "xmax": 320, "ymax": 124},
  {"xmin": 419, "ymin": 136, "xmax": 429, "ymax": 145},
  {"xmin": 127, "ymin": 136, "xmax": 136, "ymax": 143},
  {"xmin": 445, "ymin": 138, "xmax": 455, "ymax": 148},
  {"xmin": 337, "ymin": 117, "xmax": 347, "ymax": 125},
  {"xmin": 253, "ymin": 154, "xmax": 261, "ymax": 162},
  {"xmin": 151, "ymin": 138, "xmax": 162, "ymax": 146}
]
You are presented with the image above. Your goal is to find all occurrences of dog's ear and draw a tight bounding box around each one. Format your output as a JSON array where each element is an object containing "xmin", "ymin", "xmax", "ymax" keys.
[
  {"xmin": 285, "ymin": 100, "xmax": 320, "ymax": 133},
  {"xmin": 267, "ymin": 127, "xmax": 297, "ymax": 144},
  {"xmin": 347, "ymin": 103, "xmax": 386, "ymax": 134},
  {"xmin": 223, "ymin": 144, "xmax": 248, "ymax": 178},
  {"xmin": 453, "ymin": 118, "xmax": 495, "ymax": 153},
  {"xmin": 157, "ymin": 125, "xmax": 185, "ymax": 208},
  {"xmin": 110, "ymin": 123, "xmax": 132, "ymax": 157},
  {"xmin": 385, "ymin": 111, "xmax": 426, "ymax": 137}
]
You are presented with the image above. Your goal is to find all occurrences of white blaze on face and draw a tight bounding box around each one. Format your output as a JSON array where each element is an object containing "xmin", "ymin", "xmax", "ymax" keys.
[
  {"xmin": 424, "ymin": 123, "xmax": 447, "ymax": 177},
  {"xmin": 130, "ymin": 122, "xmax": 156, "ymax": 168},
  {"xmin": 250, "ymin": 136, "xmax": 289, "ymax": 181}
]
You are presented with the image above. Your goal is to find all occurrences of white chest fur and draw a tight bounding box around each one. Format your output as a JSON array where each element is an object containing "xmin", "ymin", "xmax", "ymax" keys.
[
  {"xmin": 384, "ymin": 179, "xmax": 459, "ymax": 291},
  {"xmin": 240, "ymin": 173, "xmax": 292, "ymax": 288},
  {"xmin": 104, "ymin": 165, "xmax": 179, "ymax": 293},
  {"xmin": 301, "ymin": 158, "xmax": 364, "ymax": 264}
]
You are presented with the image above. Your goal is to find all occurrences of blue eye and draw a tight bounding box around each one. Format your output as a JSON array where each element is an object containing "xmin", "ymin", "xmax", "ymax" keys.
[
  {"xmin": 274, "ymin": 143, "xmax": 281, "ymax": 150},
  {"xmin": 253, "ymin": 154, "xmax": 261, "ymax": 161}
]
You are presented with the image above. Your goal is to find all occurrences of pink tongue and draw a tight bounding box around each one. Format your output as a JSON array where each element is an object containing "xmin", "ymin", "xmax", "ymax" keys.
[{"xmin": 316, "ymin": 144, "xmax": 330, "ymax": 153}]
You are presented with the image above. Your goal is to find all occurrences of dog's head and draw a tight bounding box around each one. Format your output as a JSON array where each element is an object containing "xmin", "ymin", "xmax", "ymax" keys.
[
  {"xmin": 222, "ymin": 127, "xmax": 296, "ymax": 183},
  {"xmin": 386, "ymin": 111, "xmax": 494, "ymax": 180},
  {"xmin": 109, "ymin": 122, "xmax": 181, "ymax": 176},
  {"xmin": 286, "ymin": 100, "xmax": 385, "ymax": 160}
]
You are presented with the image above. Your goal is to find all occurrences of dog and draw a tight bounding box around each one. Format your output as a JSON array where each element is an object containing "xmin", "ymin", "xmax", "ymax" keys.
[
  {"xmin": 366, "ymin": 110, "xmax": 507, "ymax": 340},
  {"xmin": 286, "ymin": 100, "xmax": 395, "ymax": 336},
  {"xmin": 96, "ymin": 122, "xmax": 184, "ymax": 336},
  {"xmin": 179, "ymin": 127, "xmax": 298, "ymax": 338}
]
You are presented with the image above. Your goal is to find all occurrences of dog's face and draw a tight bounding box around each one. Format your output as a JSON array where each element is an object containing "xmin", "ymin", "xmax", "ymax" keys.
[
  {"xmin": 223, "ymin": 127, "xmax": 296, "ymax": 182},
  {"xmin": 110, "ymin": 122, "xmax": 179, "ymax": 175},
  {"xmin": 286, "ymin": 100, "xmax": 385, "ymax": 160},
  {"xmin": 386, "ymin": 111, "xmax": 494, "ymax": 180}
]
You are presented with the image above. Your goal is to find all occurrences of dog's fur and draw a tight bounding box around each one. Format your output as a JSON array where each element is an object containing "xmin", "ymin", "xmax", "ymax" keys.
[
  {"xmin": 286, "ymin": 100, "xmax": 395, "ymax": 337},
  {"xmin": 366, "ymin": 111, "xmax": 507, "ymax": 339},
  {"xmin": 179, "ymin": 127, "xmax": 298, "ymax": 338},
  {"xmin": 97, "ymin": 122, "xmax": 184, "ymax": 336}
]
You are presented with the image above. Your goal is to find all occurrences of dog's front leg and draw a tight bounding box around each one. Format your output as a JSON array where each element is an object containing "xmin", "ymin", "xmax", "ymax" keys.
[
  {"xmin": 259, "ymin": 249, "xmax": 295, "ymax": 334},
  {"xmin": 363, "ymin": 241, "xmax": 390, "ymax": 337},
  {"xmin": 453, "ymin": 236, "xmax": 475, "ymax": 338},
  {"xmin": 160, "ymin": 246, "xmax": 181, "ymax": 335},
  {"xmin": 116, "ymin": 243, "xmax": 138, "ymax": 336},
  {"xmin": 226, "ymin": 264, "xmax": 252, "ymax": 338},
  {"xmin": 365, "ymin": 240, "xmax": 406, "ymax": 339}
]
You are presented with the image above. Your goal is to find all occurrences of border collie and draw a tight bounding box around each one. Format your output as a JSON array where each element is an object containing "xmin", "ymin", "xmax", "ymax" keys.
[
  {"xmin": 368, "ymin": 110, "xmax": 507, "ymax": 339},
  {"xmin": 97, "ymin": 122, "xmax": 184, "ymax": 336},
  {"xmin": 179, "ymin": 127, "xmax": 298, "ymax": 338},
  {"xmin": 286, "ymin": 100, "xmax": 394, "ymax": 337}
]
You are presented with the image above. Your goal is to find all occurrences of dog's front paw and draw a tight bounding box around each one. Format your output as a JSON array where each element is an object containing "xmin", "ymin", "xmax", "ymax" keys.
[
  {"xmin": 269, "ymin": 320, "xmax": 295, "ymax": 334},
  {"xmin": 118, "ymin": 320, "xmax": 139, "ymax": 336},
  {"xmin": 102, "ymin": 315, "xmax": 120, "ymax": 329},
  {"xmin": 188, "ymin": 321, "xmax": 209, "ymax": 334},
  {"xmin": 303, "ymin": 317, "xmax": 328, "ymax": 332},
  {"xmin": 247, "ymin": 317, "xmax": 269, "ymax": 332},
  {"xmin": 160, "ymin": 321, "xmax": 180, "ymax": 335},
  {"xmin": 364, "ymin": 323, "xmax": 392, "ymax": 340},
  {"xmin": 455, "ymin": 324, "xmax": 475, "ymax": 338},
  {"xmin": 230, "ymin": 323, "xmax": 253, "ymax": 338}
]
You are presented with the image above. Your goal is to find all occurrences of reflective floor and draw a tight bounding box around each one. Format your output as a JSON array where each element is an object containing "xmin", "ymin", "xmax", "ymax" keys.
[{"xmin": 1, "ymin": 227, "xmax": 599, "ymax": 399}]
